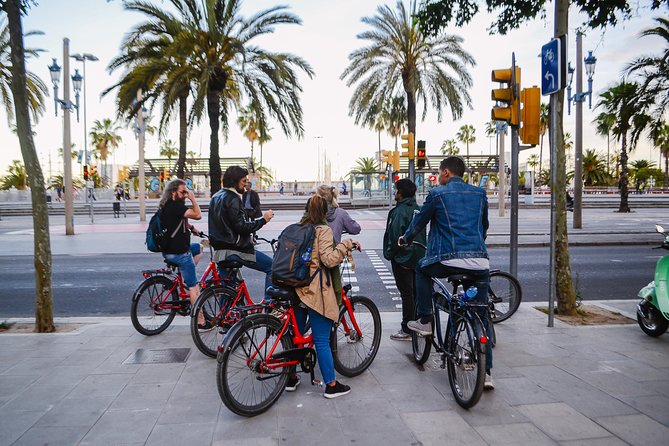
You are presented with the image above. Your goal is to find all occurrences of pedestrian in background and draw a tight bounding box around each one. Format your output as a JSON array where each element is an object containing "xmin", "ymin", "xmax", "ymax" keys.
[
  {"xmin": 383, "ymin": 179, "xmax": 425, "ymax": 341},
  {"xmin": 243, "ymin": 181, "xmax": 262, "ymax": 219},
  {"xmin": 316, "ymin": 185, "xmax": 361, "ymax": 243}
]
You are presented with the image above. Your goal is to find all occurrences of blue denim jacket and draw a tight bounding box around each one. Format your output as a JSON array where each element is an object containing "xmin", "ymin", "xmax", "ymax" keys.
[{"xmin": 403, "ymin": 177, "xmax": 489, "ymax": 268}]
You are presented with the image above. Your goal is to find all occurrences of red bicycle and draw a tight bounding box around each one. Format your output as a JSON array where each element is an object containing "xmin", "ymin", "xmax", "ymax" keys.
[
  {"xmin": 216, "ymin": 274, "xmax": 382, "ymax": 417},
  {"xmin": 189, "ymin": 236, "xmax": 276, "ymax": 357},
  {"xmin": 130, "ymin": 233, "xmax": 223, "ymax": 336}
]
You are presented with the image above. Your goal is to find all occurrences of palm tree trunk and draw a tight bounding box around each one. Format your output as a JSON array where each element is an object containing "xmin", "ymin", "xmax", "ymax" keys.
[
  {"xmin": 207, "ymin": 88, "xmax": 221, "ymax": 194},
  {"xmin": 176, "ymin": 90, "xmax": 188, "ymax": 178},
  {"xmin": 6, "ymin": 0, "xmax": 55, "ymax": 332},
  {"xmin": 662, "ymin": 150, "xmax": 669, "ymax": 190},
  {"xmin": 539, "ymin": 133, "xmax": 544, "ymax": 184},
  {"xmin": 619, "ymin": 134, "xmax": 630, "ymax": 212},
  {"xmin": 554, "ymin": 0, "xmax": 577, "ymax": 316}
]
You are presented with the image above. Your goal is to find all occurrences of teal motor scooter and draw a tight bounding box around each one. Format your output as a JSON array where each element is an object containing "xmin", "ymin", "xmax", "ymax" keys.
[{"xmin": 637, "ymin": 224, "xmax": 669, "ymax": 337}]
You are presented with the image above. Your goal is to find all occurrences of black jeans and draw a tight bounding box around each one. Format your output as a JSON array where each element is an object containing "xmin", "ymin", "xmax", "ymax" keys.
[{"xmin": 391, "ymin": 260, "xmax": 416, "ymax": 334}]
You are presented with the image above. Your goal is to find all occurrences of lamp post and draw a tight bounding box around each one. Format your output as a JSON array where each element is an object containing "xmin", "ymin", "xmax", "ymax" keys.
[
  {"xmin": 567, "ymin": 32, "xmax": 597, "ymax": 229},
  {"xmin": 133, "ymin": 90, "xmax": 148, "ymax": 222},
  {"xmin": 48, "ymin": 39, "xmax": 81, "ymax": 235},
  {"xmin": 70, "ymin": 53, "xmax": 98, "ymax": 216}
]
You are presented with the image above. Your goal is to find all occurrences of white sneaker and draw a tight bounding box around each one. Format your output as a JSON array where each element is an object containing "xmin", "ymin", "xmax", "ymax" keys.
[
  {"xmin": 390, "ymin": 330, "xmax": 412, "ymax": 341},
  {"xmin": 484, "ymin": 372, "xmax": 495, "ymax": 390},
  {"xmin": 407, "ymin": 319, "xmax": 432, "ymax": 336}
]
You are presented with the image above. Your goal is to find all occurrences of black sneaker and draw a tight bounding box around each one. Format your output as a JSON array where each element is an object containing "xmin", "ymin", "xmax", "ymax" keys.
[
  {"xmin": 285, "ymin": 375, "xmax": 300, "ymax": 392},
  {"xmin": 323, "ymin": 381, "xmax": 351, "ymax": 399}
]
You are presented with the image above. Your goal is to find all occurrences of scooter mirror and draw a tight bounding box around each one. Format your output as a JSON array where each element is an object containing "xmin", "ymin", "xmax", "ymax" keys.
[{"xmin": 656, "ymin": 224, "xmax": 665, "ymax": 234}]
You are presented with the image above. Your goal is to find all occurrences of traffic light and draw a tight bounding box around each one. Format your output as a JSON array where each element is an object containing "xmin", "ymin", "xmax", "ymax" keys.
[
  {"xmin": 164, "ymin": 168, "xmax": 170, "ymax": 181},
  {"xmin": 519, "ymin": 86, "xmax": 541, "ymax": 146},
  {"xmin": 159, "ymin": 170, "xmax": 165, "ymax": 182},
  {"xmin": 393, "ymin": 150, "xmax": 400, "ymax": 172},
  {"xmin": 491, "ymin": 67, "xmax": 521, "ymax": 126},
  {"xmin": 416, "ymin": 140, "xmax": 426, "ymax": 169},
  {"xmin": 400, "ymin": 132, "xmax": 415, "ymax": 160},
  {"xmin": 83, "ymin": 165, "xmax": 88, "ymax": 181},
  {"xmin": 381, "ymin": 150, "xmax": 400, "ymax": 171},
  {"xmin": 89, "ymin": 165, "xmax": 97, "ymax": 177},
  {"xmin": 381, "ymin": 150, "xmax": 393, "ymax": 166}
]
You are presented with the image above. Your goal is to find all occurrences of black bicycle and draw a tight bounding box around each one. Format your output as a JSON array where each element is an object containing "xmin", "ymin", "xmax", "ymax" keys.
[{"xmin": 408, "ymin": 242, "xmax": 491, "ymax": 409}]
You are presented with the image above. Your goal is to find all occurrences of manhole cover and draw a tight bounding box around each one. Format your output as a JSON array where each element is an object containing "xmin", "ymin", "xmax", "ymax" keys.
[{"xmin": 123, "ymin": 348, "xmax": 191, "ymax": 365}]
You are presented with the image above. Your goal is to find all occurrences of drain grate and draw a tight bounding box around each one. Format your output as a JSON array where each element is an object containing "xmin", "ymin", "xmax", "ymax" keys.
[{"xmin": 123, "ymin": 348, "xmax": 191, "ymax": 365}]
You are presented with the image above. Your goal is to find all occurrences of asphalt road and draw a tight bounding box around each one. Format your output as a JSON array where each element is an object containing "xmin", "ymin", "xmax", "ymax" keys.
[{"xmin": 0, "ymin": 245, "xmax": 660, "ymax": 318}]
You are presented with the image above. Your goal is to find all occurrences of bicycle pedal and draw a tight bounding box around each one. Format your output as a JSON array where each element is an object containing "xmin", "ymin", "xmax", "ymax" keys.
[{"xmin": 311, "ymin": 379, "xmax": 323, "ymax": 388}]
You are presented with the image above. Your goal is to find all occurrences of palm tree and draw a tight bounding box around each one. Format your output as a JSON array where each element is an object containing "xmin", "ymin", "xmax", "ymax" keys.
[
  {"xmin": 2, "ymin": 1, "xmax": 55, "ymax": 332},
  {"xmin": 440, "ymin": 139, "xmax": 459, "ymax": 156},
  {"xmin": 0, "ymin": 20, "xmax": 47, "ymax": 125},
  {"xmin": 175, "ymin": 0, "xmax": 313, "ymax": 193},
  {"xmin": 484, "ymin": 120, "xmax": 496, "ymax": 155},
  {"xmin": 563, "ymin": 132, "xmax": 573, "ymax": 172},
  {"xmin": 538, "ymin": 102, "xmax": 549, "ymax": 178},
  {"xmin": 582, "ymin": 149, "xmax": 609, "ymax": 186},
  {"xmin": 626, "ymin": 17, "xmax": 669, "ymax": 116},
  {"xmin": 650, "ymin": 121, "xmax": 669, "ymax": 190},
  {"xmin": 89, "ymin": 118, "xmax": 123, "ymax": 185},
  {"xmin": 593, "ymin": 111, "xmax": 616, "ymax": 175},
  {"xmin": 341, "ymin": 1, "xmax": 475, "ymax": 174},
  {"xmin": 237, "ymin": 104, "xmax": 260, "ymax": 165},
  {"xmin": 596, "ymin": 81, "xmax": 652, "ymax": 212},
  {"xmin": 457, "ymin": 124, "xmax": 476, "ymax": 159},
  {"xmin": 160, "ymin": 139, "xmax": 178, "ymax": 166},
  {"xmin": 383, "ymin": 96, "xmax": 407, "ymax": 150},
  {"xmin": 352, "ymin": 156, "xmax": 378, "ymax": 193},
  {"xmin": 527, "ymin": 154, "xmax": 539, "ymax": 184},
  {"xmin": 104, "ymin": 0, "xmax": 193, "ymax": 180},
  {"xmin": 0, "ymin": 159, "xmax": 27, "ymax": 189}
]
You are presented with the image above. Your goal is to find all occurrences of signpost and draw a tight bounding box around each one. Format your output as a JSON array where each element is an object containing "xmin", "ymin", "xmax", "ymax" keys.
[{"xmin": 541, "ymin": 36, "xmax": 566, "ymax": 96}]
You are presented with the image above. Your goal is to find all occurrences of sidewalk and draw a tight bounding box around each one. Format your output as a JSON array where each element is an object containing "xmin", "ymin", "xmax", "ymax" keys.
[{"xmin": 1, "ymin": 300, "xmax": 668, "ymax": 446}]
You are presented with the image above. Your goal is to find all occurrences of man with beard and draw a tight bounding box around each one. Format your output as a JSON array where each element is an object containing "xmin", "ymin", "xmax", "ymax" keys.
[{"xmin": 209, "ymin": 166, "xmax": 275, "ymax": 299}]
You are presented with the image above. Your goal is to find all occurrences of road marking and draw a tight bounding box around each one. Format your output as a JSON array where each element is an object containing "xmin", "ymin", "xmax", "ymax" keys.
[
  {"xmin": 392, "ymin": 297, "xmax": 401, "ymax": 301},
  {"xmin": 382, "ymin": 280, "xmax": 396, "ymax": 284},
  {"xmin": 352, "ymin": 286, "xmax": 359, "ymax": 292},
  {"xmin": 385, "ymin": 285, "xmax": 398, "ymax": 289},
  {"xmin": 610, "ymin": 259, "xmax": 623, "ymax": 262},
  {"xmin": 395, "ymin": 304, "xmax": 403, "ymax": 309}
]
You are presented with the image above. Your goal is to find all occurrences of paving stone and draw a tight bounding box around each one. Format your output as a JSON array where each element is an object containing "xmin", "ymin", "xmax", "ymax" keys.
[
  {"xmin": 35, "ymin": 395, "xmax": 115, "ymax": 427},
  {"xmin": 474, "ymin": 422, "xmax": 557, "ymax": 445},
  {"xmin": 109, "ymin": 382, "xmax": 176, "ymax": 410},
  {"xmin": 11, "ymin": 425, "xmax": 89, "ymax": 446},
  {"xmin": 157, "ymin": 396, "xmax": 222, "ymax": 425},
  {"xmin": 130, "ymin": 362, "xmax": 187, "ymax": 384},
  {"xmin": 67, "ymin": 372, "xmax": 133, "ymax": 398},
  {"xmin": 618, "ymin": 394, "xmax": 669, "ymax": 427},
  {"xmin": 1, "ymin": 383, "xmax": 76, "ymax": 412},
  {"xmin": 558, "ymin": 437, "xmax": 628, "ymax": 446},
  {"xmin": 0, "ymin": 374, "xmax": 38, "ymax": 399},
  {"xmin": 403, "ymin": 410, "xmax": 487, "ymax": 445},
  {"xmin": 32, "ymin": 365, "xmax": 90, "ymax": 387},
  {"xmin": 146, "ymin": 422, "xmax": 215, "ymax": 446},
  {"xmin": 516, "ymin": 402, "xmax": 612, "ymax": 442},
  {"xmin": 78, "ymin": 408, "xmax": 161, "ymax": 445},
  {"xmin": 595, "ymin": 413, "xmax": 669, "ymax": 446},
  {"xmin": 0, "ymin": 410, "xmax": 46, "ymax": 446},
  {"xmin": 212, "ymin": 438, "xmax": 278, "ymax": 446},
  {"xmin": 493, "ymin": 376, "xmax": 558, "ymax": 406},
  {"xmin": 2, "ymin": 356, "xmax": 64, "ymax": 376}
]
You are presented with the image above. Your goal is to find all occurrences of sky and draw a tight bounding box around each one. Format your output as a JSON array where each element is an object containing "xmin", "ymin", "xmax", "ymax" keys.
[{"xmin": 0, "ymin": 0, "xmax": 665, "ymax": 183}]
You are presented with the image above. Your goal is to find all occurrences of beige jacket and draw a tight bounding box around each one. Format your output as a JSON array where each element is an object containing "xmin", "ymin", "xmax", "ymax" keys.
[{"xmin": 295, "ymin": 225, "xmax": 353, "ymax": 321}]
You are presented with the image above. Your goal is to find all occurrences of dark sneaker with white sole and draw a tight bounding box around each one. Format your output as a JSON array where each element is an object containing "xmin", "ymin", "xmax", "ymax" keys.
[
  {"xmin": 324, "ymin": 381, "xmax": 351, "ymax": 399},
  {"xmin": 285, "ymin": 375, "xmax": 300, "ymax": 392}
]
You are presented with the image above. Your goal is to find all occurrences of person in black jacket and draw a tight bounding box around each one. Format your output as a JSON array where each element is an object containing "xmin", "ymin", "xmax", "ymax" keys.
[
  {"xmin": 242, "ymin": 181, "xmax": 262, "ymax": 219},
  {"xmin": 209, "ymin": 166, "xmax": 274, "ymax": 299}
]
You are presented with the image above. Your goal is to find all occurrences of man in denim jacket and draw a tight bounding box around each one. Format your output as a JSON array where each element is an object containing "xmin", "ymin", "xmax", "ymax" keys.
[{"xmin": 400, "ymin": 156, "xmax": 494, "ymax": 389}]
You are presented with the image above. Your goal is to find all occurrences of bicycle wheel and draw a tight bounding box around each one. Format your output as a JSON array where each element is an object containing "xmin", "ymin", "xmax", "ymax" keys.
[
  {"xmin": 488, "ymin": 271, "xmax": 522, "ymax": 323},
  {"xmin": 130, "ymin": 275, "xmax": 178, "ymax": 336},
  {"xmin": 331, "ymin": 296, "xmax": 381, "ymax": 377},
  {"xmin": 446, "ymin": 315, "xmax": 486, "ymax": 409},
  {"xmin": 217, "ymin": 314, "xmax": 291, "ymax": 417},
  {"xmin": 190, "ymin": 285, "xmax": 235, "ymax": 358}
]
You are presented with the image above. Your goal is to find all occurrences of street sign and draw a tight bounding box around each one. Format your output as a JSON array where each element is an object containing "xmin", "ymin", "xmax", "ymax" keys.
[{"xmin": 541, "ymin": 36, "xmax": 566, "ymax": 96}]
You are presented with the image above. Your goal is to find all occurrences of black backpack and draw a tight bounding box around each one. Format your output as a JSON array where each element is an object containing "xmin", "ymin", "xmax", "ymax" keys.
[
  {"xmin": 146, "ymin": 209, "xmax": 183, "ymax": 253},
  {"xmin": 271, "ymin": 223, "xmax": 319, "ymax": 287}
]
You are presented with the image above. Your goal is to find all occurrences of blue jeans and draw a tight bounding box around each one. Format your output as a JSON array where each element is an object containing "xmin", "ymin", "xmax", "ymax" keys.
[
  {"xmin": 163, "ymin": 243, "xmax": 202, "ymax": 288},
  {"xmin": 294, "ymin": 305, "xmax": 335, "ymax": 385},
  {"xmin": 415, "ymin": 262, "xmax": 492, "ymax": 371},
  {"xmin": 218, "ymin": 250, "xmax": 273, "ymax": 300}
]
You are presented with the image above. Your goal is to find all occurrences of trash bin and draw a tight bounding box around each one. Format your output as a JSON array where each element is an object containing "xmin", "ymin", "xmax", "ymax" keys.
[{"xmin": 113, "ymin": 201, "xmax": 120, "ymax": 217}]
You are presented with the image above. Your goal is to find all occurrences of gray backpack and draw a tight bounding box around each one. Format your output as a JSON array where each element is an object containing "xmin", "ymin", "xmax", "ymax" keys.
[{"xmin": 271, "ymin": 223, "xmax": 319, "ymax": 287}]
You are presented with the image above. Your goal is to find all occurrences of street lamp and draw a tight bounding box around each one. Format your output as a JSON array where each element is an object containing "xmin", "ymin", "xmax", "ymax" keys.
[
  {"xmin": 70, "ymin": 53, "xmax": 98, "ymax": 215},
  {"xmin": 133, "ymin": 92, "xmax": 149, "ymax": 222},
  {"xmin": 566, "ymin": 32, "xmax": 597, "ymax": 229},
  {"xmin": 48, "ymin": 39, "xmax": 82, "ymax": 235}
]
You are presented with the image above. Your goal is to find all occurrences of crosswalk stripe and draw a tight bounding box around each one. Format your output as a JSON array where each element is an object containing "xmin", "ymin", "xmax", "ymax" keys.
[{"xmin": 385, "ymin": 285, "xmax": 398, "ymax": 289}]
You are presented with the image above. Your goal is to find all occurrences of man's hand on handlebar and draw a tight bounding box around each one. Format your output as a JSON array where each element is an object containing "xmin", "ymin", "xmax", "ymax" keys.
[{"xmin": 263, "ymin": 209, "xmax": 274, "ymax": 223}]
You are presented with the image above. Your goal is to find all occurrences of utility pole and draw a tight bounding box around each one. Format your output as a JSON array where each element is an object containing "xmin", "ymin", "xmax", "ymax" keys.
[
  {"xmin": 573, "ymin": 31, "xmax": 584, "ymax": 229},
  {"xmin": 62, "ymin": 39, "xmax": 74, "ymax": 235},
  {"xmin": 137, "ymin": 90, "xmax": 146, "ymax": 222},
  {"xmin": 498, "ymin": 123, "xmax": 506, "ymax": 217}
]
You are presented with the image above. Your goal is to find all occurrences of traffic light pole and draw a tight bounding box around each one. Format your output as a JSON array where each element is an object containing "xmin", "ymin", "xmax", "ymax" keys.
[
  {"xmin": 510, "ymin": 127, "xmax": 519, "ymax": 279},
  {"xmin": 409, "ymin": 160, "xmax": 415, "ymax": 183}
]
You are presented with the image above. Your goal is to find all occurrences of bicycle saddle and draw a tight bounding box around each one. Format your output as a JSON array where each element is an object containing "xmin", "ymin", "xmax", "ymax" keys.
[
  {"xmin": 163, "ymin": 260, "xmax": 180, "ymax": 269},
  {"xmin": 217, "ymin": 259, "xmax": 243, "ymax": 269},
  {"xmin": 266, "ymin": 285, "xmax": 300, "ymax": 306},
  {"xmin": 447, "ymin": 274, "xmax": 473, "ymax": 285}
]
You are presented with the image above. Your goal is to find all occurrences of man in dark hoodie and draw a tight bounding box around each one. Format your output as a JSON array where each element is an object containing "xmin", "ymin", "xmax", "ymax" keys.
[{"xmin": 383, "ymin": 179, "xmax": 426, "ymax": 340}]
